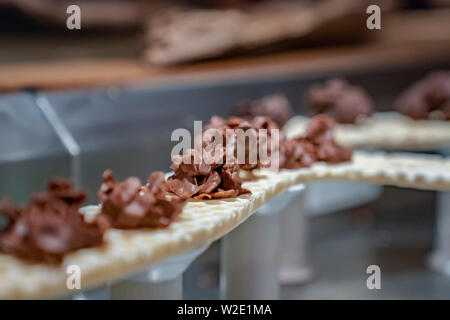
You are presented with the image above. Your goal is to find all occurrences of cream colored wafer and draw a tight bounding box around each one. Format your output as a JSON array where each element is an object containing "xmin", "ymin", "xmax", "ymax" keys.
[
  {"xmin": 284, "ymin": 113, "xmax": 450, "ymax": 150},
  {"xmin": 1, "ymin": 151, "xmax": 450, "ymax": 299},
  {"xmin": 0, "ymin": 171, "xmax": 289, "ymax": 300},
  {"xmin": 259, "ymin": 151, "xmax": 450, "ymax": 191}
]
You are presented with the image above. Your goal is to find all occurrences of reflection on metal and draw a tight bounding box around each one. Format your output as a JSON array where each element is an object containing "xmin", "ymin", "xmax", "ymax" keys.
[
  {"xmin": 36, "ymin": 94, "xmax": 81, "ymax": 187},
  {"xmin": 428, "ymin": 145, "xmax": 450, "ymax": 276},
  {"xmin": 307, "ymin": 181, "xmax": 382, "ymax": 216},
  {"xmin": 0, "ymin": 93, "xmax": 70, "ymax": 203},
  {"xmin": 279, "ymin": 185, "xmax": 314, "ymax": 285},
  {"xmin": 221, "ymin": 186, "xmax": 302, "ymax": 299},
  {"xmin": 73, "ymin": 284, "xmax": 110, "ymax": 300},
  {"xmin": 111, "ymin": 277, "xmax": 182, "ymax": 300},
  {"xmin": 111, "ymin": 244, "xmax": 210, "ymax": 300},
  {"xmin": 428, "ymin": 191, "xmax": 450, "ymax": 276},
  {"xmin": 221, "ymin": 211, "xmax": 281, "ymax": 299}
]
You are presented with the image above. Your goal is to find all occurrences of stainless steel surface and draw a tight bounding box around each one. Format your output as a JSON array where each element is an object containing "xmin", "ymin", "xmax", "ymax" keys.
[
  {"xmin": 110, "ymin": 244, "xmax": 209, "ymax": 300},
  {"xmin": 221, "ymin": 210, "xmax": 281, "ymax": 299},
  {"xmin": 73, "ymin": 284, "xmax": 110, "ymax": 300},
  {"xmin": 279, "ymin": 186, "xmax": 314, "ymax": 285},
  {"xmin": 428, "ymin": 191, "xmax": 450, "ymax": 275},
  {"xmin": 0, "ymin": 93, "xmax": 63, "ymax": 161},
  {"xmin": 36, "ymin": 94, "xmax": 81, "ymax": 187},
  {"xmin": 0, "ymin": 92, "xmax": 70, "ymax": 204},
  {"xmin": 307, "ymin": 181, "xmax": 382, "ymax": 216},
  {"xmin": 284, "ymin": 187, "xmax": 446, "ymax": 299},
  {"xmin": 428, "ymin": 146, "xmax": 450, "ymax": 276},
  {"xmin": 111, "ymin": 277, "xmax": 182, "ymax": 300},
  {"xmin": 184, "ymin": 187, "xmax": 450, "ymax": 299},
  {"xmin": 220, "ymin": 188, "xmax": 301, "ymax": 299}
]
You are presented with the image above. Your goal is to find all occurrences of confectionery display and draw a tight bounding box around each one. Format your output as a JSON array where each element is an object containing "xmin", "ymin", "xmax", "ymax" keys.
[
  {"xmin": 1, "ymin": 112, "xmax": 450, "ymax": 299},
  {"xmin": 2, "ymin": 1, "xmax": 450, "ymax": 304}
]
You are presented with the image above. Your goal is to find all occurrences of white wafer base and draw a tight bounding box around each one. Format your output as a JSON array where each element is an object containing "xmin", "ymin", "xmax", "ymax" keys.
[
  {"xmin": 1, "ymin": 152, "xmax": 450, "ymax": 299},
  {"xmin": 0, "ymin": 170, "xmax": 288, "ymax": 300},
  {"xmin": 284, "ymin": 113, "xmax": 450, "ymax": 150},
  {"xmin": 263, "ymin": 152, "xmax": 450, "ymax": 191}
]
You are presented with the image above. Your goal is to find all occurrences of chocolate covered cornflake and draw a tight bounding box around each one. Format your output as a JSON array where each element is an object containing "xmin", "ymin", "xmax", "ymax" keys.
[
  {"xmin": 308, "ymin": 78, "xmax": 374, "ymax": 124},
  {"xmin": 98, "ymin": 170, "xmax": 185, "ymax": 229},
  {"xmin": 167, "ymin": 149, "xmax": 251, "ymax": 200},
  {"xmin": 396, "ymin": 71, "xmax": 450, "ymax": 120},
  {"xmin": 169, "ymin": 114, "xmax": 350, "ymax": 199},
  {"xmin": 202, "ymin": 115, "xmax": 284, "ymax": 170},
  {"xmin": 0, "ymin": 181, "xmax": 108, "ymax": 264},
  {"xmin": 282, "ymin": 114, "xmax": 352, "ymax": 169},
  {"xmin": 231, "ymin": 94, "xmax": 294, "ymax": 127}
]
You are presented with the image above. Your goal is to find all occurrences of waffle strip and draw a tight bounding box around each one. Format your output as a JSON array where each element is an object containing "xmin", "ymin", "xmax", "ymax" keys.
[
  {"xmin": 1, "ymin": 152, "xmax": 449, "ymax": 299},
  {"xmin": 284, "ymin": 113, "xmax": 450, "ymax": 150}
]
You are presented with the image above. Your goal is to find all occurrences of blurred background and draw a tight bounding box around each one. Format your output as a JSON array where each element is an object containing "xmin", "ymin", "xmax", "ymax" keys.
[{"xmin": 1, "ymin": 0, "xmax": 450, "ymax": 299}]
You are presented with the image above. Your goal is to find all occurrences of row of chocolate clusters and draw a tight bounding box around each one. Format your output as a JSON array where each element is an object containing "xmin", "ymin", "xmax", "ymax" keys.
[
  {"xmin": 228, "ymin": 80, "xmax": 376, "ymax": 125},
  {"xmin": 0, "ymin": 172, "xmax": 187, "ymax": 264},
  {"xmin": 0, "ymin": 172, "xmax": 186, "ymax": 264},
  {"xmin": 306, "ymin": 70, "xmax": 450, "ymax": 123},
  {"xmin": 166, "ymin": 114, "xmax": 351, "ymax": 198},
  {"xmin": 0, "ymin": 115, "xmax": 350, "ymax": 264}
]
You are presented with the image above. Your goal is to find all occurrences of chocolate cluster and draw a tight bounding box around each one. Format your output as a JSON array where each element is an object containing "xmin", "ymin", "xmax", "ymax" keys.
[
  {"xmin": 282, "ymin": 115, "xmax": 352, "ymax": 169},
  {"xmin": 0, "ymin": 181, "xmax": 108, "ymax": 264},
  {"xmin": 231, "ymin": 94, "xmax": 294, "ymax": 127},
  {"xmin": 202, "ymin": 115, "xmax": 284, "ymax": 170},
  {"xmin": 396, "ymin": 71, "xmax": 450, "ymax": 120},
  {"xmin": 201, "ymin": 114, "xmax": 351, "ymax": 171},
  {"xmin": 307, "ymin": 79, "xmax": 375, "ymax": 124},
  {"xmin": 167, "ymin": 149, "xmax": 251, "ymax": 199},
  {"xmin": 98, "ymin": 170, "xmax": 185, "ymax": 229}
]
